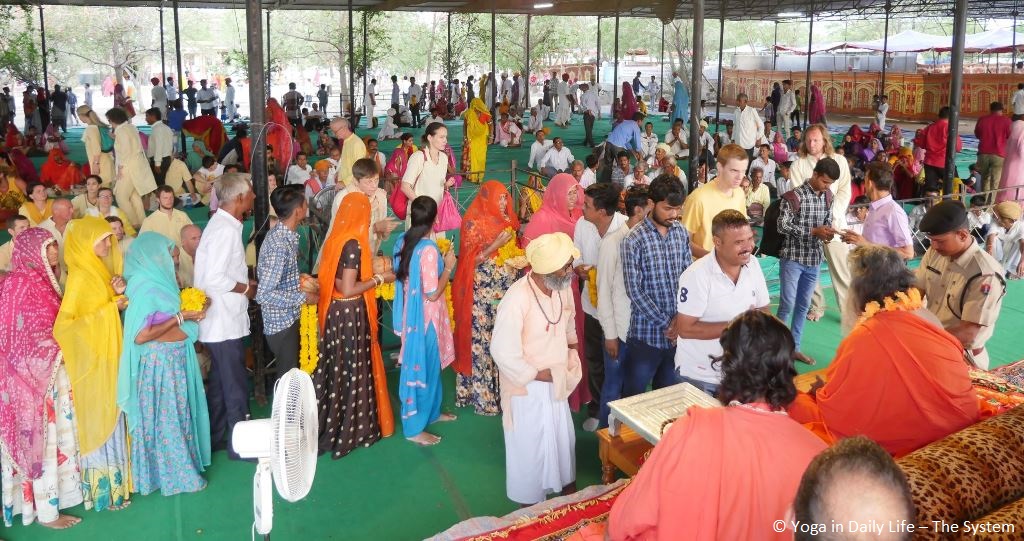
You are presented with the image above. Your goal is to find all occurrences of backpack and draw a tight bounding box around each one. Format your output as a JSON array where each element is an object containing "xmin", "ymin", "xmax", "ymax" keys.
[{"xmin": 758, "ymin": 188, "xmax": 834, "ymax": 258}]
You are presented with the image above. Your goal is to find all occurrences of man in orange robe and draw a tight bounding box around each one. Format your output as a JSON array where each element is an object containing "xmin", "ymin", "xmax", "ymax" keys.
[{"xmin": 788, "ymin": 308, "xmax": 980, "ymax": 457}]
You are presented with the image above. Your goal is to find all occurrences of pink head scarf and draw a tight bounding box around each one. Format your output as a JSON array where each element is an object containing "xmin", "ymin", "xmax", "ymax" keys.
[
  {"xmin": 0, "ymin": 228, "xmax": 63, "ymax": 479},
  {"xmin": 523, "ymin": 173, "xmax": 583, "ymax": 244}
]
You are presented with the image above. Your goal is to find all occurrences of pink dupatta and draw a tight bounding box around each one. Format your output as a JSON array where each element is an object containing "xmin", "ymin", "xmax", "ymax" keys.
[{"xmin": 0, "ymin": 228, "xmax": 63, "ymax": 479}]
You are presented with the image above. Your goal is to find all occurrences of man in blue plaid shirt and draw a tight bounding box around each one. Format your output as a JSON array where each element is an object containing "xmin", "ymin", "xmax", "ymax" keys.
[
  {"xmin": 777, "ymin": 157, "xmax": 840, "ymax": 363},
  {"xmin": 621, "ymin": 174, "xmax": 692, "ymax": 396}
]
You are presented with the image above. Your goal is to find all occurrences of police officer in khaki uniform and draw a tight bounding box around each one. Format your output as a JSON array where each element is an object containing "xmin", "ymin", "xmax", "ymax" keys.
[{"xmin": 915, "ymin": 201, "xmax": 1006, "ymax": 369}]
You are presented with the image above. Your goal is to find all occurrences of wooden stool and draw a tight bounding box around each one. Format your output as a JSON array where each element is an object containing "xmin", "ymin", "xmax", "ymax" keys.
[{"xmin": 597, "ymin": 426, "xmax": 653, "ymax": 484}]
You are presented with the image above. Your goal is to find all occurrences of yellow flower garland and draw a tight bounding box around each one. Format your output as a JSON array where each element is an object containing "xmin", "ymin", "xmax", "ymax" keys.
[
  {"xmin": 587, "ymin": 267, "xmax": 598, "ymax": 307},
  {"xmin": 180, "ymin": 287, "xmax": 207, "ymax": 312},
  {"xmin": 857, "ymin": 288, "xmax": 923, "ymax": 326},
  {"xmin": 299, "ymin": 304, "xmax": 319, "ymax": 374},
  {"xmin": 494, "ymin": 227, "xmax": 526, "ymax": 268},
  {"xmin": 375, "ymin": 281, "xmax": 396, "ymax": 300}
]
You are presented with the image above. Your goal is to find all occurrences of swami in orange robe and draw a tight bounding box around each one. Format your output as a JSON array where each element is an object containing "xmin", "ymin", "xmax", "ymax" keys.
[
  {"xmin": 607, "ymin": 405, "xmax": 827, "ymax": 541},
  {"xmin": 788, "ymin": 309, "xmax": 981, "ymax": 457}
]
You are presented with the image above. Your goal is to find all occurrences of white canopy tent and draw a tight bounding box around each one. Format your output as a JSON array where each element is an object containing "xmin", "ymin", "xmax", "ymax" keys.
[{"xmin": 774, "ymin": 28, "xmax": 1024, "ymax": 54}]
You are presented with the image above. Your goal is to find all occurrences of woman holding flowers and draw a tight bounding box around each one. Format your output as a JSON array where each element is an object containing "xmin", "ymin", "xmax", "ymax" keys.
[
  {"xmin": 452, "ymin": 181, "xmax": 521, "ymax": 415},
  {"xmin": 117, "ymin": 232, "xmax": 210, "ymax": 496},
  {"xmin": 315, "ymin": 192, "xmax": 395, "ymax": 459},
  {"xmin": 393, "ymin": 196, "xmax": 457, "ymax": 445}
]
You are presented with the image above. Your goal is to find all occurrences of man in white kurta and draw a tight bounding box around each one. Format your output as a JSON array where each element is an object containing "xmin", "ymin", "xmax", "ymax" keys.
[
  {"xmin": 224, "ymin": 78, "xmax": 236, "ymax": 120},
  {"xmin": 555, "ymin": 75, "xmax": 573, "ymax": 127},
  {"xmin": 150, "ymin": 77, "xmax": 167, "ymax": 119},
  {"xmin": 491, "ymin": 233, "xmax": 583, "ymax": 505},
  {"xmin": 364, "ymin": 78, "xmax": 377, "ymax": 129}
]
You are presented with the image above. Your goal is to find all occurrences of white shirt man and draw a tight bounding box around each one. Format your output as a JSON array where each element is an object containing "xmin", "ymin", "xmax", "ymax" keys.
[
  {"xmin": 500, "ymin": 75, "xmax": 513, "ymax": 101},
  {"xmin": 1013, "ymin": 85, "xmax": 1024, "ymax": 116},
  {"xmin": 580, "ymin": 86, "xmax": 600, "ymax": 117},
  {"xmin": 364, "ymin": 81, "xmax": 376, "ymax": 122},
  {"xmin": 540, "ymin": 143, "xmax": 575, "ymax": 173},
  {"xmin": 777, "ymin": 83, "xmax": 797, "ymax": 139},
  {"xmin": 640, "ymin": 130, "xmax": 658, "ymax": 162},
  {"xmin": 225, "ymin": 80, "xmax": 236, "ymax": 119},
  {"xmin": 528, "ymin": 136, "xmax": 553, "ymax": 170},
  {"xmin": 166, "ymin": 81, "xmax": 178, "ymax": 103},
  {"xmin": 748, "ymin": 154, "xmax": 777, "ymax": 182},
  {"xmin": 408, "ymin": 81, "xmax": 422, "ymax": 106},
  {"xmin": 575, "ymin": 212, "xmax": 627, "ymax": 319},
  {"xmin": 197, "ymin": 84, "xmax": 217, "ymax": 115},
  {"xmin": 151, "ymin": 82, "xmax": 168, "ymax": 118},
  {"xmin": 875, "ymin": 98, "xmax": 889, "ymax": 131},
  {"xmin": 733, "ymin": 99, "xmax": 765, "ymax": 153},
  {"xmin": 146, "ymin": 119, "xmax": 174, "ymax": 163},
  {"xmin": 286, "ymin": 162, "xmax": 313, "ymax": 185},
  {"xmin": 555, "ymin": 78, "xmax": 572, "ymax": 126},
  {"xmin": 195, "ymin": 207, "xmax": 251, "ymax": 345},
  {"xmin": 664, "ymin": 125, "xmax": 687, "ymax": 160},
  {"xmin": 579, "ymin": 163, "xmax": 597, "ymax": 188},
  {"xmin": 675, "ymin": 239, "xmax": 769, "ymax": 391}
]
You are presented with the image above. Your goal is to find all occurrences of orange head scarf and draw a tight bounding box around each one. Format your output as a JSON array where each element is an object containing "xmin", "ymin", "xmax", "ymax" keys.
[
  {"xmin": 265, "ymin": 98, "xmax": 292, "ymax": 169},
  {"xmin": 451, "ymin": 181, "xmax": 519, "ymax": 375},
  {"xmin": 317, "ymin": 191, "xmax": 394, "ymax": 436}
]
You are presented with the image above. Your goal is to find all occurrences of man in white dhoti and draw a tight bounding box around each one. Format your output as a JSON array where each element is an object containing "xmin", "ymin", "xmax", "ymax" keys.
[
  {"xmin": 224, "ymin": 78, "xmax": 236, "ymax": 121},
  {"xmin": 150, "ymin": 77, "xmax": 168, "ymax": 120},
  {"xmin": 365, "ymin": 78, "xmax": 377, "ymax": 129},
  {"xmin": 491, "ymin": 232, "xmax": 583, "ymax": 506},
  {"xmin": 555, "ymin": 74, "xmax": 573, "ymax": 128}
]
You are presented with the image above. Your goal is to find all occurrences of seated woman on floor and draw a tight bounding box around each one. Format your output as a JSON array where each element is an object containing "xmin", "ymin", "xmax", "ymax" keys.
[
  {"xmin": 788, "ymin": 245, "xmax": 981, "ymax": 457},
  {"xmin": 608, "ymin": 310, "xmax": 827, "ymax": 541}
]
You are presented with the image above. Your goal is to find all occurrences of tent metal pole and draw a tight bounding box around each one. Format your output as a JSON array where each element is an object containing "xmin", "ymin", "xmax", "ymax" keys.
[
  {"xmin": 348, "ymin": 0, "xmax": 355, "ymax": 122},
  {"xmin": 173, "ymin": 0, "xmax": 185, "ymax": 150},
  {"xmin": 596, "ymin": 16, "xmax": 601, "ymax": 87},
  {"xmin": 690, "ymin": 0, "xmax": 705, "ymax": 183},
  {"xmin": 944, "ymin": 0, "xmax": 968, "ymax": 195},
  {"xmin": 266, "ymin": 10, "xmax": 271, "ymax": 96},
  {"xmin": 773, "ymin": 20, "xmax": 778, "ymax": 70},
  {"xmin": 447, "ymin": 13, "xmax": 452, "ymax": 82},
  {"xmin": 613, "ymin": 13, "xmax": 619, "ymax": 106},
  {"xmin": 245, "ymin": 0, "xmax": 267, "ymax": 249},
  {"xmin": 880, "ymin": 1, "xmax": 890, "ymax": 97},
  {"xmin": 660, "ymin": 23, "xmax": 666, "ymax": 104},
  {"xmin": 363, "ymin": 11, "xmax": 368, "ymax": 124},
  {"xmin": 803, "ymin": 7, "xmax": 814, "ymax": 130},
  {"xmin": 159, "ymin": 5, "xmax": 166, "ymax": 84},
  {"xmin": 525, "ymin": 14, "xmax": 531, "ymax": 110},
  {"xmin": 715, "ymin": 8, "xmax": 725, "ymax": 128},
  {"xmin": 491, "ymin": 6, "xmax": 497, "ymax": 132},
  {"xmin": 39, "ymin": 5, "xmax": 48, "ymax": 93},
  {"xmin": 1014, "ymin": 6, "xmax": 1019, "ymax": 74}
]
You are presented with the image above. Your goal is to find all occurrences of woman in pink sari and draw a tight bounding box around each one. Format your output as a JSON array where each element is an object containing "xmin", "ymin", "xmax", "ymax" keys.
[
  {"xmin": 383, "ymin": 133, "xmax": 416, "ymax": 195},
  {"xmin": 113, "ymin": 83, "xmax": 135, "ymax": 118},
  {"xmin": 808, "ymin": 83, "xmax": 826, "ymax": 126},
  {"xmin": 3, "ymin": 125, "xmax": 40, "ymax": 184},
  {"xmin": 772, "ymin": 132, "xmax": 789, "ymax": 163},
  {"xmin": 998, "ymin": 117, "xmax": 1024, "ymax": 203},
  {"xmin": 620, "ymin": 82, "xmax": 639, "ymax": 122},
  {"xmin": 0, "ymin": 228, "xmax": 86, "ymax": 528},
  {"xmin": 522, "ymin": 173, "xmax": 591, "ymax": 411}
]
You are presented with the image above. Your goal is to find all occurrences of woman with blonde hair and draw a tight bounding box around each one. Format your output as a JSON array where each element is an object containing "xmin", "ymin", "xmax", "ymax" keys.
[{"xmin": 105, "ymin": 107, "xmax": 157, "ymax": 230}]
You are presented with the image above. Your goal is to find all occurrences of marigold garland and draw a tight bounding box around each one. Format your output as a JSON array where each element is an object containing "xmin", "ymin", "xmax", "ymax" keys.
[
  {"xmin": 375, "ymin": 281, "xmax": 396, "ymax": 300},
  {"xmin": 435, "ymin": 237, "xmax": 453, "ymax": 255},
  {"xmin": 299, "ymin": 304, "xmax": 319, "ymax": 373},
  {"xmin": 445, "ymin": 283, "xmax": 455, "ymax": 330},
  {"xmin": 587, "ymin": 267, "xmax": 598, "ymax": 307},
  {"xmin": 494, "ymin": 227, "xmax": 526, "ymax": 269},
  {"xmin": 857, "ymin": 288, "xmax": 923, "ymax": 326},
  {"xmin": 180, "ymin": 287, "xmax": 207, "ymax": 312}
]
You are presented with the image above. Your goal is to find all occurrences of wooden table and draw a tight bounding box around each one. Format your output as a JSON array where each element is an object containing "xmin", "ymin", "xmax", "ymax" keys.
[
  {"xmin": 596, "ymin": 370, "xmax": 826, "ymax": 483},
  {"xmin": 597, "ymin": 425, "xmax": 653, "ymax": 484}
]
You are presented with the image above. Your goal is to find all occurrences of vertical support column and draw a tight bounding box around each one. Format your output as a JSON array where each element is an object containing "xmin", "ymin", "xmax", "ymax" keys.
[
  {"xmin": 613, "ymin": 13, "xmax": 619, "ymax": 106},
  {"xmin": 660, "ymin": 23, "xmax": 666, "ymax": 104},
  {"xmin": 173, "ymin": 0, "xmax": 185, "ymax": 151},
  {"xmin": 596, "ymin": 17, "xmax": 602, "ymax": 87},
  {"xmin": 266, "ymin": 10, "xmax": 271, "ymax": 96},
  {"xmin": 1014, "ymin": 6, "xmax": 1019, "ymax": 74},
  {"xmin": 363, "ymin": 11, "xmax": 368, "ymax": 124},
  {"xmin": 715, "ymin": 8, "xmax": 726, "ymax": 128},
  {"xmin": 689, "ymin": 0, "xmax": 705, "ymax": 183},
  {"xmin": 245, "ymin": 0, "xmax": 268, "ymax": 246},
  {"xmin": 159, "ymin": 6, "xmax": 166, "ymax": 83},
  {"xmin": 491, "ymin": 6, "xmax": 497, "ymax": 132},
  {"xmin": 880, "ymin": 1, "xmax": 891, "ymax": 96},
  {"xmin": 773, "ymin": 21, "xmax": 779, "ymax": 71},
  {"xmin": 525, "ymin": 14, "xmax": 531, "ymax": 110},
  {"xmin": 945, "ymin": 0, "xmax": 968, "ymax": 195},
  {"xmin": 38, "ymin": 5, "xmax": 49, "ymax": 93},
  {"xmin": 803, "ymin": 7, "xmax": 815, "ymax": 130},
  {"xmin": 447, "ymin": 13, "xmax": 452, "ymax": 82},
  {"xmin": 348, "ymin": 0, "xmax": 355, "ymax": 122}
]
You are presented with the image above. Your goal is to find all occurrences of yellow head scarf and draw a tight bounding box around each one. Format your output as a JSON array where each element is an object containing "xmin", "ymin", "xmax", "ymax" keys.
[
  {"xmin": 464, "ymin": 98, "xmax": 491, "ymax": 182},
  {"xmin": 54, "ymin": 217, "xmax": 125, "ymax": 456}
]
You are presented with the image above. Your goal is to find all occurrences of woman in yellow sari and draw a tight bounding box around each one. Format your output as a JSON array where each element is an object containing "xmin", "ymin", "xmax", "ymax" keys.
[
  {"xmin": 462, "ymin": 98, "xmax": 490, "ymax": 183},
  {"xmin": 53, "ymin": 216, "xmax": 131, "ymax": 512}
]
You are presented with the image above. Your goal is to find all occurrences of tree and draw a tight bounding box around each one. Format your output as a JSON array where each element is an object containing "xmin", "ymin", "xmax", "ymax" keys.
[
  {"xmin": 45, "ymin": 6, "xmax": 159, "ymax": 89},
  {"xmin": 0, "ymin": 4, "xmax": 44, "ymax": 86}
]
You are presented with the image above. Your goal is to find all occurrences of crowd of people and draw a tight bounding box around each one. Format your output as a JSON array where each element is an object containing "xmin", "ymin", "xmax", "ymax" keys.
[{"xmin": 2, "ymin": 64, "xmax": 1024, "ymax": 541}]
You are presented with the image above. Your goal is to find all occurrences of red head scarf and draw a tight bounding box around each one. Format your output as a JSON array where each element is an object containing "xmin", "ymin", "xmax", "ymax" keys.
[
  {"xmin": 316, "ymin": 191, "xmax": 394, "ymax": 437},
  {"xmin": 451, "ymin": 181, "xmax": 519, "ymax": 375},
  {"xmin": 522, "ymin": 173, "xmax": 583, "ymax": 244}
]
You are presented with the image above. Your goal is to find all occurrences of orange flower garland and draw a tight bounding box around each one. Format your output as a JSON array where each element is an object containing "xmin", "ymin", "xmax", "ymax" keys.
[
  {"xmin": 436, "ymin": 237, "xmax": 456, "ymax": 330},
  {"xmin": 587, "ymin": 267, "xmax": 598, "ymax": 307},
  {"xmin": 857, "ymin": 288, "xmax": 923, "ymax": 326}
]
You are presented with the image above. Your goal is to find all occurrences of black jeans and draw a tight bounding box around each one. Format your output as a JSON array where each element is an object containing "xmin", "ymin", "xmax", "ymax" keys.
[
  {"xmin": 583, "ymin": 112, "xmax": 596, "ymax": 146},
  {"xmin": 204, "ymin": 338, "xmax": 251, "ymax": 459},
  {"xmin": 264, "ymin": 319, "xmax": 299, "ymax": 381},
  {"xmin": 150, "ymin": 156, "xmax": 171, "ymax": 188},
  {"xmin": 411, "ymin": 103, "xmax": 421, "ymax": 127},
  {"xmin": 583, "ymin": 313, "xmax": 605, "ymax": 418}
]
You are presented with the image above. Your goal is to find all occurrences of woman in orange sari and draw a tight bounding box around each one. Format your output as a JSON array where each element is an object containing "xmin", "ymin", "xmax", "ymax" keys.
[
  {"xmin": 452, "ymin": 181, "xmax": 519, "ymax": 415},
  {"xmin": 266, "ymin": 98, "xmax": 292, "ymax": 171},
  {"xmin": 314, "ymin": 192, "xmax": 395, "ymax": 458},
  {"xmin": 39, "ymin": 149, "xmax": 83, "ymax": 191},
  {"xmin": 788, "ymin": 245, "xmax": 980, "ymax": 457}
]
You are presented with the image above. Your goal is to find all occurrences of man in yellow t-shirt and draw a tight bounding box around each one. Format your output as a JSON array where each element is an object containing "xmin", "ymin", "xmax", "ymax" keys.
[
  {"xmin": 680, "ymin": 143, "xmax": 749, "ymax": 258},
  {"xmin": 139, "ymin": 185, "xmax": 194, "ymax": 246},
  {"xmin": 330, "ymin": 117, "xmax": 366, "ymax": 187}
]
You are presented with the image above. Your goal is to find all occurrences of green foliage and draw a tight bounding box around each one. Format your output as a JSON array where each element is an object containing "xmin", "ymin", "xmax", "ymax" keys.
[{"xmin": 0, "ymin": 4, "xmax": 44, "ymax": 85}]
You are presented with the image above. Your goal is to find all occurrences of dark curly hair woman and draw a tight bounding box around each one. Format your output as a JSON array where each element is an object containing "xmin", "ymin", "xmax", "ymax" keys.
[{"xmin": 608, "ymin": 310, "xmax": 827, "ymax": 540}]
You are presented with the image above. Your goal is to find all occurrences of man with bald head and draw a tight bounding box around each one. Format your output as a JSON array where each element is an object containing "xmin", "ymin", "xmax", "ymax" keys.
[
  {"xmin": 40, "ymin": 199, "xmax": 74, "ymax": 281},
  {"xmin": 178, "ymin": 223, "xmax": 202, "ymax": 288},
  {"xmin": 793, "ymin": 436, "xmax": 915, "ymax": 541},
  {"xmin": 330, "ymin": 116, "xmax": 366, "ymax": 187}
]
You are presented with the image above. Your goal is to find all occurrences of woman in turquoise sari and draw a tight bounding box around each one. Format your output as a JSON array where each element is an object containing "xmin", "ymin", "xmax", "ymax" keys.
[
  {"xmin": 672, "ymin": 78, "xmax": 690, "ymax": 125},
  {"xmin": 117, "ymin": 232, "xmax": 211, "ymax": 496},
  {"xmin": 393, "ymin": 196, "xmax": 457, "ymax": 446}
]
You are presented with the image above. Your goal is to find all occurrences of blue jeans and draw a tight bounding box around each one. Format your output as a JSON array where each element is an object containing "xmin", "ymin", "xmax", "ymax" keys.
[
  {"xmin": 776, "ymin": 258, "xmax": 820, "ymax": 351},
  {"xmin": 678, "ymin": 375, "xmax": 719, "ymax": 398},
  {"xmin": 622, "ymin": 338, "xmax": 680, "ymax": 398},
  {"xmin": 598, "ymin": 339, "xmax": 628, "ymax": 429}
]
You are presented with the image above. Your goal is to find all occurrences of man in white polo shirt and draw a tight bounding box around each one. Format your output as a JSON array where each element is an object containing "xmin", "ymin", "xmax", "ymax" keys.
[
  {"xmin": 574, "ymin": 183, "xmax": 627, "ymax": 431},
  {"xmin": 674, "ymin": 209, "xmax": 770, "ymax": 395}
]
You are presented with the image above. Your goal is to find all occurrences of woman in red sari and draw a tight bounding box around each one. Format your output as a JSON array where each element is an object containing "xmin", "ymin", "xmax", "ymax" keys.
[
  {"xmin": 4, "ymin": 125, "xmax": 39, "ymax": 184},
  {"xmin": 266, "ymin": 98, "xmax": 293, "ymax": 170},
  {"xmin": 113, "ymin": 83, "xmax": 135, "ymax": 118},
  {"xmin": 787, "ymin": 245, "xmax": 980, "ymax": 457},
  {"xmin": 39, "ymin": 149, "xmax": 83, "ymax": 191}
]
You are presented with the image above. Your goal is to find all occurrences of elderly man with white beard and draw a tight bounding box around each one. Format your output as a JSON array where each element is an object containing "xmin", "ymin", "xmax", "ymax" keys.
[{"xmin": 491, "ymin": 232, "xmax": 584, "ymax": 506}]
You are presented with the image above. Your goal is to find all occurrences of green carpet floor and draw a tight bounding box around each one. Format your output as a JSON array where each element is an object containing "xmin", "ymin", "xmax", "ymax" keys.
[{"xmin": 4, "ymin": 114, "xmax": 1015, "ymax": 541}]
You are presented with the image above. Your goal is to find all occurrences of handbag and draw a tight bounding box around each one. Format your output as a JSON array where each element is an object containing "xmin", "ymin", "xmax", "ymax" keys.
[{"xmin": 433, "ymin": 189, "xmax": 462, "ymax": 233}]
